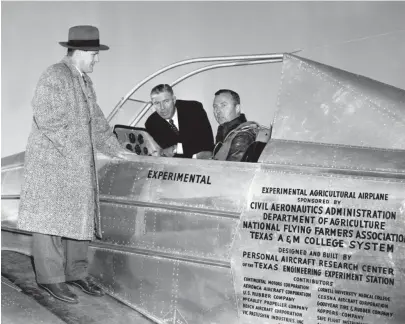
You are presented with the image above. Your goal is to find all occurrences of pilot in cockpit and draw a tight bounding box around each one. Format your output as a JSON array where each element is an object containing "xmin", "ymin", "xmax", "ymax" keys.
[
  {"xmin": 145, "ymin": 84, "xmax": 214, "ymax": 159},
  {"xmin": 212, "ymin": 89, "xmax": 261, "ymax": 162}
]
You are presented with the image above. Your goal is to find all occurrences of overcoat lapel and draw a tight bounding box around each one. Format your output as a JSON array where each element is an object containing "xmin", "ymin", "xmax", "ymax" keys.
[{"xmin": 61, "ymin": 57, "xmax": 89, "ymax": 104}]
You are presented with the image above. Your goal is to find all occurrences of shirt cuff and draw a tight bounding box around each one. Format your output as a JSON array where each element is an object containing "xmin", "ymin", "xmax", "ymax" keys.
[
  {"xmin": 177, "ymin": 143, "xmax": 183, "ymax": 154},
  {"xmin": 192, "ymin": 154, "xmax": 197, "ymax": 159}
]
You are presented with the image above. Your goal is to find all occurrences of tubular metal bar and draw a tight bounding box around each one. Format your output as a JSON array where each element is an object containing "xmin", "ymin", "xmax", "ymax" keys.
[
  {"xmin": 107, "ymin": 53, "xmax": 284, "ymax": 122},
  {"xmin": 129, "ymin": 102, "xmax": 152, "ymax": 127},
  {"xmin": 129, "ymin": 57, "xmax": 283, "ymax": 126},
  {"xmin": 127, "ymin": 98, "xmax": 149, "ymax": 104},
  {"xmin": 171, "ymin": 58, "xmax": 280, "ymax": 87}
]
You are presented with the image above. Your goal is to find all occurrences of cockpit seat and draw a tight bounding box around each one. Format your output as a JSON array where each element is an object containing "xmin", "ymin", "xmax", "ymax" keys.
[
  {"xmin": 241, "ymin": 141, "xmax": 267, "ymax": 162},
  {"xmin": 241, "ymin": 125, "xmax": 272, "ymax": 163},
  {"xmin": 113, "ymin": 125, "xmax": 161, "ymax": 156}
]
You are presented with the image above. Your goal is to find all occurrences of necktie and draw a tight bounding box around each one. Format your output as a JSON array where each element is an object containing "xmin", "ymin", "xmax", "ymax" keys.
[{"xmin": 169, "ymin": 119, "xmax": 180, "ymax": 135}]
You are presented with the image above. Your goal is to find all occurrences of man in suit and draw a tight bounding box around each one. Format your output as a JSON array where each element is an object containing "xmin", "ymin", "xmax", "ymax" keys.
[
  {"xmin": 145, "ymin": 84, "xmax": 214, "ymax": 159},
  {"xmin": 18, "ymin": 25, "xmax": 130, "ymax": 304}
]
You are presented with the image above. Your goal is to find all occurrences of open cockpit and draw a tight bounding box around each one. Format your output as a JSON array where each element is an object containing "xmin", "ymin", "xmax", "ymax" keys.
[{"xmin": 108, "ymin": 53, "xmax": 284, "ymax": 162}]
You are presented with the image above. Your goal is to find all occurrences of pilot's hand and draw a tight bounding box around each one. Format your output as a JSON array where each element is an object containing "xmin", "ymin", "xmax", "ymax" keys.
[
  {"xmin": 195, "ymin": 151, "xmax": 213, "ymax": 160},
  {"xmin": 160, "ymin": 145, "xmax": 176, "ymax": 157}
]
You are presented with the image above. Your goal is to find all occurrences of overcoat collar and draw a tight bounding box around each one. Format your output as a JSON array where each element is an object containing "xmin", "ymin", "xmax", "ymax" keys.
[
  {"xmin": 216, "ymin": 113, "xmax": 247, "ymax": 143},
  {"xmin": 61, "ymin": 56, "xmax": 92, "ymax": 94}
]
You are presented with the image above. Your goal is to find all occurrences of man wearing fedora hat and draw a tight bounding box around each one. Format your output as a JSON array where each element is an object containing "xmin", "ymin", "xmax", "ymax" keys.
[{"xmin": 18, "ymin": 25, "xmax": 130, "ymax": 304}]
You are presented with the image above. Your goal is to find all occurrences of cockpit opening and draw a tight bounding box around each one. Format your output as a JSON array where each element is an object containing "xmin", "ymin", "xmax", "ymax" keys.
[{"xmin": 113, "ymin": 121, "xmax": 272, "ymax": 162}]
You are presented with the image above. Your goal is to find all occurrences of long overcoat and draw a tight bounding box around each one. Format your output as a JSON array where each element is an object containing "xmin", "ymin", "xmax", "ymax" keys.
[{"xmin": 18, "ymin": 57, "xmax": 123, "ymax": 240}]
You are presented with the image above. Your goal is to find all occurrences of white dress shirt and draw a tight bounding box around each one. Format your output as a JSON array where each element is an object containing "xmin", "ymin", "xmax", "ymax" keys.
[
  {"xmin": 165, "ymin": 109, "xmax": 197, "ymax": 158},
  {"xmin": 166, "ymin": 108, "xmax": 184, "ymax": 155}
]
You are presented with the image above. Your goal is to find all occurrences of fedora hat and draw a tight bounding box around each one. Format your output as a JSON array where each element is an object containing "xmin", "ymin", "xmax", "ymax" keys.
[{"xmin": 59, "ymin": 25, "xmax": 109, "ymax": 51}]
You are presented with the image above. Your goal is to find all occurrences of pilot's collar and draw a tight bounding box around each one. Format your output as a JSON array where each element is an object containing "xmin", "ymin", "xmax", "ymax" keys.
[{"xmin": 216, "ymin": 113, "xmax": 247, "ymax": 143}]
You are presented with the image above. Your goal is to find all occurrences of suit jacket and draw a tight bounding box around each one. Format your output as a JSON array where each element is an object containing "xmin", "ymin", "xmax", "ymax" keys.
[
  {"xmin": 145, "ymin": 100, "xmax": 214, "ymax": 158},
  {"xmin": 18, "ymin": 56, "xmax": 123, "ymax": 240}
]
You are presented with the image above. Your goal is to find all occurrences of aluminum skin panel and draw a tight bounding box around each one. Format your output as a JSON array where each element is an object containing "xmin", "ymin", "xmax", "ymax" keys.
[
  {"xmin": 1, "ymin": 200, "xmax": 20, "ymax": 229},
  {"xmin": 260, "ymin": 139, "xmax": 405, "ymax": 174},
  {"xmin": 98, "ymin": 203, "xmax": 239, "ymax": 261},
  {"xmin": 98, "ymin": 154, "xmax": 257, "ymax": 213},
  {"xmin": 1, "ymin": 152, "xmax": 256, "ymax": 227},
  {"xmin": 1, "ymin": 227, "xmax": 33, "ymax": 256},
  {"xmin": 89, "ymin": 155, "xmax": 259, "ymax": 323},
  {"xmin": 270, "ymin": 54, "xmax": 405, "ymax": 150},
  {"xmin": 89, "ymin": 248, "xmax": 238, "ymax": 324},
  {"xmin": 1, "ymin": 165, "xmax": 24, "ymax": 196},
  {"xmin": 1, "ymin": 251, "xmax": 155, "ymax": 324},
  {"xmin": 1, "ymin": 154, "xmax": 26, "ymax": 228},
  {"xmin": 1, "ymin": 151, "xmax": 25, "ymax": 169},
  {"xmin": 231, "ymin": 167, "xmax": 405, "ymax": 324}
]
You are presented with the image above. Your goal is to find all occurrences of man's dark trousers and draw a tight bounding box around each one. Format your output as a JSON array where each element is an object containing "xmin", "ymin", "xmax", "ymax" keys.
[{"xmin": 32, "ymin": 233, "xmax": 89, "ymax": 284}]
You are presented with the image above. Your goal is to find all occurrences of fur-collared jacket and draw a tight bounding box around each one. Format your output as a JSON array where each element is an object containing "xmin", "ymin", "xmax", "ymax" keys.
[
  {"xmin": 18, "ymin": 57, "xmax": 123, "ymax": 240},
  {"xmin": 213, "ymin": 114, "xmax": 259, "ymax": 161}
]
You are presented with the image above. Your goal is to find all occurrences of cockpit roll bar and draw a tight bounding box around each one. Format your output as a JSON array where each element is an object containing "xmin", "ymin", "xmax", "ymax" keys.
[
  {"xmin": 107, "ymin": 53, "xmax": 284, "ymax": 124},
  {"xmin": 128, "ymin": 57, "xmax": 283, "ymax": 126}
]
